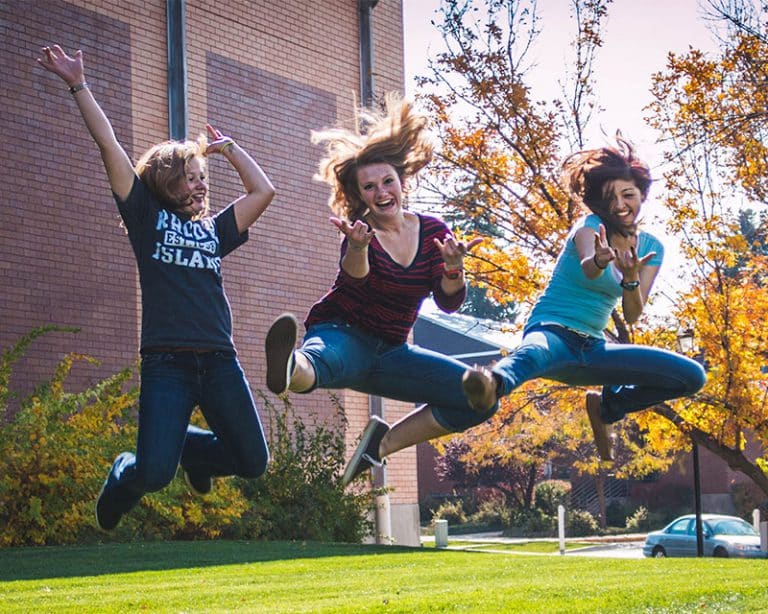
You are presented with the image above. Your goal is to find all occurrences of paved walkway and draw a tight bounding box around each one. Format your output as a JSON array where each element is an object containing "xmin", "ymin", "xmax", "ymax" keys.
[{"xmin": 421, "ymin": 531, "xmax": 647, "ymax": 559}]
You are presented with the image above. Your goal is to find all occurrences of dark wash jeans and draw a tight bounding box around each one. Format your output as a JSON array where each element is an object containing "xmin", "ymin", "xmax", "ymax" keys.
[
  {"xmin": 493, "ymin": 323, "xmax": 707, "ymax": 423},
  {"xmin": 101, "ymin": 350, "xmax": 269, "ymax": 515}
]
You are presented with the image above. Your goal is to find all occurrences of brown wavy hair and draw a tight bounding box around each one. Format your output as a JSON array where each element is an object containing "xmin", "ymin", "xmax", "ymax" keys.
[
  {"xmin": 134, "ymin": 136, "xmax": 209, "ymax": 217},
  {"xmin": 311, "ymin": 93, "xmax": 434, "ymax": 221},
  {"xmin": 561, "ymin": 136, "xmax": 652, "ymax": 237}
]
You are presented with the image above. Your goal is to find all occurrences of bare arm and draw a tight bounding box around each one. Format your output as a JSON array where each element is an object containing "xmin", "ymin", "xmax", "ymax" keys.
[
  {"xmin": 330, "ymin": 218, "xmax": 375, "ymax": 279},
  {"xmin": 204, "ymin": 125, "xmax": 275, "ymax": 233},
  {"xmin": 37, "ymin": 45, "xmax": 136, "ymax": 200},
  {"xmin": 433, "ymin": 233, "xmax": 483, "ymax": 297}
]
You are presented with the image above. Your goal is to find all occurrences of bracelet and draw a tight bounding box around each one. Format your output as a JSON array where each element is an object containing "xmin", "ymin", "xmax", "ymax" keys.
[
  {"xmin": 69, "ymin": 82, "xmax": 89, "ymax": 95},
  {"xmin": 593, "ymin": 253, "xmax": 607, "ymax": 270},
  {"xmin": 220, "ymin": 140, "xmax": 235, "ymax": 153},
  {"xmin": 443, "ymin": 264, "xmax": 463, "ymax": 280}
]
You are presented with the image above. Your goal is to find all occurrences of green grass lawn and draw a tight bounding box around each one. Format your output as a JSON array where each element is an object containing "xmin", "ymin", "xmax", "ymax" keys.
[{"xmin": 1, "ymin": 540, "xmax": 767, "ymax": 613}]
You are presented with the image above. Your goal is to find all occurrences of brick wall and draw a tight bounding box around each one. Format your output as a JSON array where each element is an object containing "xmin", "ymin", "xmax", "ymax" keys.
[{"xmin": 2, "ymin": 0, "xmax": 414, "ymax": 507}]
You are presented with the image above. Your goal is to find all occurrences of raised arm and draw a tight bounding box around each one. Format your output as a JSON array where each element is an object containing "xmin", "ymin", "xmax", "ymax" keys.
[
  {"xmin": 205, "ymin": 124, "xmax": 275, "ymax": 233},
  {"xmin": 37, "ymin": 45, "xmax": 136, "ymax": 201}
]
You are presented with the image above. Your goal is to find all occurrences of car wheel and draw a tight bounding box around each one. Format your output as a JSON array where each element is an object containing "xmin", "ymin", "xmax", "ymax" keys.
[
  {"xmin": 713, "ymin": 547, "xmax": 729, "ymax": 558},
  {"xmin": 652, "ymin": 546, "xmax": 666, "ymax": 558}
]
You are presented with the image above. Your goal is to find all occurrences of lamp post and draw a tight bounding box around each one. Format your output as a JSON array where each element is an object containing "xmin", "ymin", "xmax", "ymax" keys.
[{"xmin": 677, "ymin": 326, "xmax": 705, "ymax": 557}]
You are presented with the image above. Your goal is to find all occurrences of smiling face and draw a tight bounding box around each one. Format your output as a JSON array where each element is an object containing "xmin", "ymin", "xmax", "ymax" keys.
[
  {"xmin": 173, "ymin": 157, "xmax": 208, "ymax": 216},
  {"xmin": 355, "ymin": 162, "xmax": 404, "ymax": 223},
  {"xmin": 604, "ymin": 178, "xmax": 643, "ymax": 233}
]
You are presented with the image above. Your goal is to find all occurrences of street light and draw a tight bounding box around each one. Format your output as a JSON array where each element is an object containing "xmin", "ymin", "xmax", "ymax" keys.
[{"xmin": 677, "ymin": 326, "xmax": 705, "ymax": 557}]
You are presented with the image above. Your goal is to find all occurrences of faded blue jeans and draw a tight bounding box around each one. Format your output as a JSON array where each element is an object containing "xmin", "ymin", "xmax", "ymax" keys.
[
  {"xmin": 300, "ymin": 321, "xmax": 497, "ymax": 431},
  {"xmin": 493, "ymin": 323, "xmax": 707, "ymax": 423},
  {"xmin": 101, "ymin": 350, "xmax": 269, "ymax": 516}
]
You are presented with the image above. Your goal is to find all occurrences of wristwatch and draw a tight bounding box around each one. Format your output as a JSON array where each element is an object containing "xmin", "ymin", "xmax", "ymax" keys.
[{"xmin": 620, "ymin": 279, "xmax": 640, "ymax": 290}]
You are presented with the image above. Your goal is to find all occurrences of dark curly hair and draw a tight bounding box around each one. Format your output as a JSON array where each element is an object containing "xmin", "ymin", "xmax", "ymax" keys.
[{"xmin": 561, "ymin": 136, "xmax": 652, "ymax": 237}]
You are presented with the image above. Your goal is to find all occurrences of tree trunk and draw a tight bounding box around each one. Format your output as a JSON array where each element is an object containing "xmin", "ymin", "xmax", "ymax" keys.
[
  {"xmin": 654, "ymin": 403, "xmax": 768, "ymax": 498},
  {"xmin": 595, "ymin": 472, "xmax": 607, "ymax": 529}
]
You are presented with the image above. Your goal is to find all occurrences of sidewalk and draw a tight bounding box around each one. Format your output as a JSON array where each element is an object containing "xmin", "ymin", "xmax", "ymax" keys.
[{"xmin": 420, "ymin": 531, "xmax": 647, "ymax": 559}]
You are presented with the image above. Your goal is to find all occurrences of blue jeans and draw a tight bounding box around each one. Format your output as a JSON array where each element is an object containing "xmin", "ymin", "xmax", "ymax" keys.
[
  {"xmin": 493, "ymin": 324, "xmax": 707, "ymax": 423},
  {"xmin": 300, "ymin": 322, "xmax": 496, "ymax": 431},
  {"xmin": 102, "ymin": 350, "xmax": 269, "ymax": 515}
]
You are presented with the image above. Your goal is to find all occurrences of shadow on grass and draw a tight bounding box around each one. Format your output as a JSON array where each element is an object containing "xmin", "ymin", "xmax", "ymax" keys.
[{"xmin": 0, "ymin": 540, "xmax": 423, "ymax": 582}]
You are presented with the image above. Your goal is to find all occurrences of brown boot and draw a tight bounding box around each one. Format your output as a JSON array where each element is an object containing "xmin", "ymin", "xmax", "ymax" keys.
[
  {"xmin": 462, "ymin": 366, "xmax": 498, "ymax": 412},
  {"xmin": 586, "ymin": 391, "xmax": 614, "ymax": 462}
]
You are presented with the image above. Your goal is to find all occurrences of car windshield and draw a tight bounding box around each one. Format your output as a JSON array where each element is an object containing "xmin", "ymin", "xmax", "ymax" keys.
[{"xmin": 710, "ymin": 519, "xmax": 757, "ymax": 536}]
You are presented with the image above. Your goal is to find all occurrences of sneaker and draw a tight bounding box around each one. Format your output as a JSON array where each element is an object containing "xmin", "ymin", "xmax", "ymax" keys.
[
  {"xmin": 342, "ymin": 416, "xmax": 390, "ymax": 486},
  {"xmin": 586, "ymin": 391, "xmax": 614, "ymax": 462},
  {"xmin": 265, "ymin": 313, "xmax": 298, "ymax": 395},
  {"xmin": 183, "ymin": 468, "xmax": 212, "ymax": 496},
  {"xmin": 95, "ymin": 452, "xmax": 131, "ymax": 531},
  {"xmin": 462, "ymin": 366, "xmax": 498, "ymax": 412}
]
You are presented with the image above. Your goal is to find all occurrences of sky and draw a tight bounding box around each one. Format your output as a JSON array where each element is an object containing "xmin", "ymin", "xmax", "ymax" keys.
[
  {"xmin": 402, "ymin": 0, "xmax": 721, "ymax": 319},
  {"xmin": 402, "ymin": 0, "xmax": 718, "ymax": 169}
]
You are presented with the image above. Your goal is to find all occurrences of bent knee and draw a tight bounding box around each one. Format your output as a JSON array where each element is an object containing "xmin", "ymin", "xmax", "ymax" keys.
[{"xmin": 238, "ymin": 453, "xmax": 269, "ymax": 479}]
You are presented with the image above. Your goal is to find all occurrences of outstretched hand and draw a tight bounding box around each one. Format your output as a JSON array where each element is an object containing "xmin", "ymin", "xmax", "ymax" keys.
[
  {"xmin": 614, "ymin": 244, "xmax": 656, "ymax": 278},
  {"xmin": 205, "ymin": 124, "xmax": 235, "ymax": 155},
  {"xmin": 37, "ymin": 45, "xmax": 84, "ymax": 87},
  {"xmin": 330, "ymin": 217, "xmax": 375, "ymax": 250},
  {"xmin": 593, "ymin": 224, "xmax": 616, "ymax": 269},
  {"xmin": 434, "ymin": 233, "xmax": 483, "ymax": 269}
]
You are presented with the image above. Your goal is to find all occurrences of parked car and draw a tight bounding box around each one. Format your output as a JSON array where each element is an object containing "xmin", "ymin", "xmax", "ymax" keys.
[{"xmin": 643, "ymin": 514, "xmax": 767, "ymax": 558}]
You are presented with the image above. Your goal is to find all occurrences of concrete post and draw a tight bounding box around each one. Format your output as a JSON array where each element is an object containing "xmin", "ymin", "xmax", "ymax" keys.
[
  {"xmin": 558, "ymin": 504, "xmax": 566, "ymax": 555},
  {"xmin": 760, "ymin": 521, "xmax": 767, "ymax": 552},
  {"xmin": 434, "ymin": 519, "xmax": 448, "ymax": 548},
  {"xmin": 375, "ymin": 492, "xmax": 392, "ymax": 545}
]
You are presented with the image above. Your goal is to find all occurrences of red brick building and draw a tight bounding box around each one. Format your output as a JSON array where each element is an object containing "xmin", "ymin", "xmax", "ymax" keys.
[{"xmin": 1, "ymin": 0, "xmax": 420, "ymax": 545}]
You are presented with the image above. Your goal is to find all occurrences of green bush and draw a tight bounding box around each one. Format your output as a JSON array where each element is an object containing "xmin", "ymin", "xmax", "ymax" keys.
[
  {"xmin": 566, "ymin": 509, "xmax": 599, "ymax": 537},
  {"xmin": 534, "ymin": 480, "xmax": 571, "ymax": 517},
  {"xmin": 229, "ymin": 394, "xmax": 373, "ymax": 543},
  {"xmin": 468, "ymin": 494, "xmax": 511, "ymax": 528},
  {"xmin": 0, "ymin": 328, "xmax": 373, "ymax": 545},
  {"xmin": 504, "ymin": 508, "xmax": 556, "ymax": 537},
  {"xmin": 605, "ymin": 500, "xmax": 627, "ymax": 528},
  {"xmin": 431, "ymin": 499, "xmax": 468, "ymax": 525},
  {"xmin": 625, "ymin": 506, "xmax": 649, "ymax": 532}
]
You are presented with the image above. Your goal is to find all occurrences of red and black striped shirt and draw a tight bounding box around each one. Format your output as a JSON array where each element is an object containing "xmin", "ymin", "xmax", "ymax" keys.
[{"xmin": 304, "ymin": 214, "xmax": 466, "ymax": 344}]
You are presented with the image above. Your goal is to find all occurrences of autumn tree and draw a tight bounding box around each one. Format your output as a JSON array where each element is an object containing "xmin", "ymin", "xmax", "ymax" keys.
[
  {"xmin": 643, "ymin": 0, "xmax": 768, "ymax": 496},
  {"xmin": 413, "ymin": 0, "xmax": 768, "ymax": 521},
  {"xmin": 413, "ymin": 0, "xmax": 683, "ymax": 526}
]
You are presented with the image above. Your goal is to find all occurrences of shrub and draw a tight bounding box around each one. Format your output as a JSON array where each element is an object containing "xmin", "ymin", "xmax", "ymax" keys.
[
  {"xmin": 431, "ymin": 499, "xmax": 467, "ymax": 525},
  {"xmin": 0, "ymin": 329, "xmax": 373, "ymax": 545},
  {"xmin": 468, "ymin": 494, "xmax": 512, "ymax": 528},
  {"xmin": 605, "ymin": 500, "xmax": 627, "ymax": 528},
  {"xmin": 534, "ymin": 480, "xmax": 571, "ymax": 517},
  {"xmin": 625, "ymin": 506, "xmax": 649, "ymax": 532},
  {"xmin": 229, "ymin": 394, "xmax": 373, "ymax": 543},
  {"xmin": 566, "ymin": 509, "xmax": 599, "ymax": 537},
  {"xmin": 504, "ymin": 508, "xmax": 556, "ymax": 537}
]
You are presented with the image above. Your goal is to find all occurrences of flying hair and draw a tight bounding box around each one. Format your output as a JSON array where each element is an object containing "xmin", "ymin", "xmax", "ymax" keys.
[
  {"xmin": 311, "ymin": 93, "xmax": 434, "ymax": 221},
  {"xmin": 561, "ymin": 134, "xmax": 652, "ymax": 237}
]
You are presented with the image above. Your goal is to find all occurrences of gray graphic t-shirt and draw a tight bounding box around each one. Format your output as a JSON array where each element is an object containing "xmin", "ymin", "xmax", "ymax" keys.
[{"xmin": 115, "ymin": 177, "xmax": 248, "ymax": 352}]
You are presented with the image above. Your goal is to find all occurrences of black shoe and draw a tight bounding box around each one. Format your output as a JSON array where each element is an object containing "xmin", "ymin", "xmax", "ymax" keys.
[
  {"xmin": 183, "ymin": 468, "xmax": 212, "ymax": 496},
  {"xmin": 95, "ymin": 452, "xmax": 131, "ymax": 531},
  {"xmin": 342, "ymin": 416, "xmax": 390, "ymax": 486},
  {"xmin": 265, "ymin": 313, "xmax": 298, "ymax": 395}
]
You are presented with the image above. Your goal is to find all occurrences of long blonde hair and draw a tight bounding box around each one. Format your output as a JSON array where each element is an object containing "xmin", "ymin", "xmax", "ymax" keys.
[
  {"xmin": 312, "ymin": 93, "xmax": 434, "ymax": 221},
  {"xmin": 134, "ymin": 136, "xmax": 209, "ymax": 217}
]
